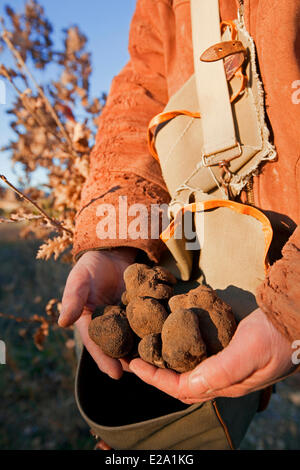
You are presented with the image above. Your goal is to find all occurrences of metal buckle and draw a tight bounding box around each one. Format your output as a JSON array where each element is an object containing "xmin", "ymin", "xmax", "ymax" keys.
[{"xmin": 201, "ymin": 142, "xmax": 242, "ymax": 167}]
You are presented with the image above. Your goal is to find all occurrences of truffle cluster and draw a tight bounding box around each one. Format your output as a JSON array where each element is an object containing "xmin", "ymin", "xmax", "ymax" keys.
[{"xmin": 88, "ymin": 263, "xmax": 237, "ymax": 373}]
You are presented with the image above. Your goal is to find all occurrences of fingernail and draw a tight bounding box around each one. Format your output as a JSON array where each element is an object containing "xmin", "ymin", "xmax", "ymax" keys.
[
  {"xmin": 189, "ymin": 373, "xmax": 212, "ymax": 394},
  {"xmin": 58, "ymin": 316, "xmax": 68, "ymax": 328},
  {"xmin": 107, "ymin": 370, "xmax": 122, "ymax": 380}
]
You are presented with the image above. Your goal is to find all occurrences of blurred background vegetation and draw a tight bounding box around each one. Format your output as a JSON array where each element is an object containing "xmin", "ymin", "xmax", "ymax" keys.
[{"xmin": 0, "ymin": 223, "xmax": 93, "ymax": 449}]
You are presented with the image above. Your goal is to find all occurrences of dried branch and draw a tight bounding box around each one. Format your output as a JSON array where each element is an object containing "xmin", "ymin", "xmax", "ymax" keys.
[
  {"xmin": 1, "ymin": 30, "xmax": 75, "ymax": 154},
  {"xmin": 0, "ymin": 65, "xmax": 73, "ymax": 154},
  {"xmin": 0, "ymin": 311, "xmax": 46, "ymax": 324},
  {"xmin": 0, "ymin": 0, "xmax": 104, "ymax": 260},
  {"xmin": 0, "ymin": 174, "xmax": 72, "ymax": 235},
  {"xmin": 0, "ymin": 0, "xmax": 105, "ymax": 350},
  {"xmin": 0, "ymin": 215, "xmax": 42, "ymax": 223}
]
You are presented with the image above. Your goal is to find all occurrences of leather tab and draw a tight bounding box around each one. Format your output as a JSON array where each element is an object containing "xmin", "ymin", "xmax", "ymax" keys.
[{"xmin": 200, "ymin": 40, "xmax": 246, "ymax": 62}]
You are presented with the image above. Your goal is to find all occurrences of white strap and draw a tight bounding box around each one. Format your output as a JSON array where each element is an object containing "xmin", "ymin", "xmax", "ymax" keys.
[{"xmin": 190, "ymin": 0, "xmax": 240, "ymax": 162}]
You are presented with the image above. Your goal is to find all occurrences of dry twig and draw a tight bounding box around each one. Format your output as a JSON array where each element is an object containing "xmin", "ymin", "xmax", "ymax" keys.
[{"xmin": 0, "ymin": 174, "xmax": 72, "ymax": 235}]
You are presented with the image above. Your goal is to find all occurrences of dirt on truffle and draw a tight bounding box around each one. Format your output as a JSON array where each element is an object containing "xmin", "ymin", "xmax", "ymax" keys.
[
  {"xmin": 138, "ymin": 334, "xmax": 166, "ymax": 368},
  {"xmin": 88, "ymin": 312, "xmax": 134, "ymax": 358},
  {"xmin": 103, "ymin": 305, "xmax": 125, "ymax": 316},
  {"xmin": 126, "ymin": 297, "xmax": 169, "ymax": 338},
  {"xmin": 124, "ymin": 263, "xmax": 177, "ymax": 302},
  {"xmin": 88, "ymin": 265, "xmax": 237, "ymax": 371},
  {"xmin": 121, "ymin": 291, "xmax": 129, "ymax": 306},
  {"xmin": 92, "ymin": 304, "xmax": 125, "ymax": 318},
  {"xmin": 169, "ymin": 285, "xmax": 237, "ymax": 355},
  {"xmin": 161, "ymin": 308, "xmax": 207, "ymax": 373}
]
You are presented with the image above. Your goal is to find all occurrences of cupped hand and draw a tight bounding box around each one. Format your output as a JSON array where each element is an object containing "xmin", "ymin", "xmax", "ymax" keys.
[
  {"xmin": 129, "ymin": 308, "xmax": 295, "ymax": 403},
  {"xmin": 59, "ymin": 248, "xmax": 137, "ymax": 379}
]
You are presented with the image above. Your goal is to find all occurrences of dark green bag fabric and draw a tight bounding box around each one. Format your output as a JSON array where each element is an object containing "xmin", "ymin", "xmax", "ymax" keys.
[{"xmin": 75, "ymin": 345, "xmax": 261, "ymax": 450}]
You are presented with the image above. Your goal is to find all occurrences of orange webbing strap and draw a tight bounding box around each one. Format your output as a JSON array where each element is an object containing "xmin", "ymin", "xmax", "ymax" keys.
[
  {"xmin": 230, "ymin": 67, "xmax": 248, "ymax": 104},
  {"xmin": 160, "ymin": 199, "xmax": 273, "ymax": 273},
  {"xmin": 220, "ymin": 20, "xmax": 248, "ymax": 104},
  {"xmin": 147, "ymin": 110, "xmax": 201, "ymax": 162},
  {"xmin": 148, "ymin": 22, "xmax": 247, "ymax": 162},
  {"xmin": 220, "ymin": 20, "xmax": 238, "ymax": 40}
]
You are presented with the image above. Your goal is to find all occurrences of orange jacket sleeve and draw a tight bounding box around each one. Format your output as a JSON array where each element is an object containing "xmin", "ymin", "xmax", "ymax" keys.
[
  {"xmin": 73, "ymin": 0, "xmax": 170, "ymax": 262},
  {"xmin": 256, "ymin": 226, "xmax": 300, "ymax": 344}
]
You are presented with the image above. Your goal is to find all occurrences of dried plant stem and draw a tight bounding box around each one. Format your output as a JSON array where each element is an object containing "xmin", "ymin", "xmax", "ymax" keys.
[
  {"xmin": 2, "ymin": 30, "xmax": 75, "ymax": 153},
  {"xmin": 0, "ymin": 311, "xmax": 46, "ymax": 324},
  {"xmin": 1, "ymin": 67, "xmax": 72, "ymax": 155},
  {"xmin": 0, "ymin": 174, "xmax": 72, "ymax": 235},
  {"xmin": 0, "ymin": 215, "xmax": 43, "ymax": 223}
]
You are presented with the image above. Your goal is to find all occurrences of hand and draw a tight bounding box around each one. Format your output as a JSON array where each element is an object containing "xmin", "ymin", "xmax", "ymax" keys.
[
  {"xmin": 129, "ymin": 308, "xmax": 295, "ymax": 403},
  {"xmin": 59, "ymin": 248, "xmax": 137, "ymax": 379}
]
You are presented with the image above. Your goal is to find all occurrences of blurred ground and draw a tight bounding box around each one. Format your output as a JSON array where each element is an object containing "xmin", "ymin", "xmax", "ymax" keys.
[
  {"xmin": 0, "ymin": 224, "xmax": 93, "ymax": 450},
  {"xmin": 0, "ymin": 224, "xmax": 299, "ymax": 450}
]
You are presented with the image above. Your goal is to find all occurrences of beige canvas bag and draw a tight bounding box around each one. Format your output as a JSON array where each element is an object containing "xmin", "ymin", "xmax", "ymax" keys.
[
  {"xmin": 149, "ymin": 0, "xmax": 275, "ymax": 322},
  {"xmin": 75, "ymin": 0, "xmax": 275, "ymax": 450}
]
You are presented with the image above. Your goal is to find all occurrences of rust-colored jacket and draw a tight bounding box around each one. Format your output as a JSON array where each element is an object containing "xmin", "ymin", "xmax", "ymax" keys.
[{"xmin": 74, "ymin": 0, "xmax": 300, "ymax": 343}]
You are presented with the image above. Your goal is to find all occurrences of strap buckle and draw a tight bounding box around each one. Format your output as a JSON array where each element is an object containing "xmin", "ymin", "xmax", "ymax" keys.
[{"xmin": 201, "ymin": 142, "xmax": 242, "ymax": 168}]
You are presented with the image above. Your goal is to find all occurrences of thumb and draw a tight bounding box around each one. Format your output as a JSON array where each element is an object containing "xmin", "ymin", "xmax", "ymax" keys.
[
  {"xmin": 182, "ymin": 331, "xmax": 257, "ymax": 398},
  {"xmin": 59, "ymin": 264, "xmax": 90, "ymax": 327}
]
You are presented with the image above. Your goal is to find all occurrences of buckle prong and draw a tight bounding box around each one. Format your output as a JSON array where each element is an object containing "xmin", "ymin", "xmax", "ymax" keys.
[{"xmin": 201, "ymin": 142, "xmax": 242, "ymax": 168}]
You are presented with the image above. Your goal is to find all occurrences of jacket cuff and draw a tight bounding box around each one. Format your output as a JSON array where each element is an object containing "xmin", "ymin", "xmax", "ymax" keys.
[
  {"xmin": 256, "ymin": 226, "xmax": 300, "ymax": 343},
  {"xmin": 73, "ymin": 173, "xmax": 170, "ymax": 264}
]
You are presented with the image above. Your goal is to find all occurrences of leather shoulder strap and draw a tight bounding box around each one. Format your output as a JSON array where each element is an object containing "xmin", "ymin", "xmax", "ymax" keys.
[{"xmin": 190, "ymin": 0, "xmax": 240, "ymax": 164}]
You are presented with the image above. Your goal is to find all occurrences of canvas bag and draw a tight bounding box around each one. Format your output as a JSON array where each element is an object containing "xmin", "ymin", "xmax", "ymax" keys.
[{"xmin": 75, "ymin": 0, "xmax": 275, "ymax": 450}]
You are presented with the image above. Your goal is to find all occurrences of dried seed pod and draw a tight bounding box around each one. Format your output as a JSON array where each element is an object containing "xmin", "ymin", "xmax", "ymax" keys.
[
  {"xmin": 124, "ymin": 263, "xmax": 177, "ymax": 302},
  {"xmin": 126, "ymin": 297, "xmax": 169, "ymax": 338},
  {"xmin": 161, "ymin": 308, "xmax": 207, "ymax": 373},
  {"xmin": 169, "ymin": 285, "xmax": 237, "ymax": 355},
  {"xmin": 138, "ymin": 334, "xmax": 166, "ymax": 368},
  {"xmin": 88, "ymin": 312, "xmax": 134, "ymax": 358}
]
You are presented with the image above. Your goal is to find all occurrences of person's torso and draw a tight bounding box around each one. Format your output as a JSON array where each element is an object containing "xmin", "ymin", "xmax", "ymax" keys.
[{"xmin": 155, "ymin": 0, "xmax": 300, "ymax": 241}]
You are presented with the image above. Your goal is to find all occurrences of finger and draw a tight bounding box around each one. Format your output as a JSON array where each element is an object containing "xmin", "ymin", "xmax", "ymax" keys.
[
  {"xmin": 76, "ymin": 314, "xmax": 123, "ymax": 380},
  {"xmin": 59, "ymin": 265, "xmax": 90, "ymax": 327},
  {"xmin": 181, "ymin": 334, "xmax": 258, "ymax": 399},
  {"xmin": 178, "ymin": 346, "xmax": 294, "ymax": 402},
  {"xmin": 129, "ymin": 357, "xmax": 254, "ymax": 404},
  {"xmin": 178, "ymin": 395, "xmax": 216, "ymax": 405},
  {"xmin": 129, "ymin": 358, "xmax": 220, "ymax": 403},
  {"xmin": 198, "ymin": 355, "xmax": 292, "ymax": 399},
  {"xmin": 119, "ymin": 357, "xmax": 133, "ymax": 373},
  {"xmin": 129, "ymin": 358, "xmax": 182, "ymax": 398}
]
